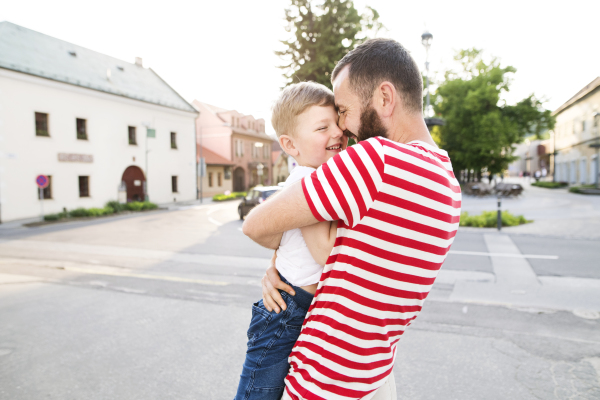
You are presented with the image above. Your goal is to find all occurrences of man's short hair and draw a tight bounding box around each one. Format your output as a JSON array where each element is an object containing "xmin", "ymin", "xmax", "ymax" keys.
[
  {"xmin": 271, "ymin": 82, "xmax": 335, "ymax": 138},
  {"xmin": 332, "ymin": 38, "xmax": 423, "ymax": 114}
]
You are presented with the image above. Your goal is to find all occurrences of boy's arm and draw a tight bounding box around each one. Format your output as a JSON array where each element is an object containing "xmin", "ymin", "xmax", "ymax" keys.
[{"xmin": 300, "ymin": 221, "xmax": 338, "ymax": 266}]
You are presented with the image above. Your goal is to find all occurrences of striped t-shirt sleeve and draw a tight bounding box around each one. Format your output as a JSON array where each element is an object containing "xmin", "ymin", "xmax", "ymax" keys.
[{"xmin": 302, "ymin": 137, "xmax": 385, "ymax": 228}]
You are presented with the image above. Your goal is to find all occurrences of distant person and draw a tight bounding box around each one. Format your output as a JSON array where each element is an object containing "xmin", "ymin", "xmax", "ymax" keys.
[
  {"xmin": 234, "ymin": 82, "xmax": 346, "ymax": 400},
  {"xmin": 243, "ymin": 39, "xmax": 461, "ymax": 399},
  {"xmin": 535, "ymin": 170, "xmax": 541, "ymax": 181},
  {"xmin": 542, "ymin": 167, "xmax": 547, "ymax": 178}
]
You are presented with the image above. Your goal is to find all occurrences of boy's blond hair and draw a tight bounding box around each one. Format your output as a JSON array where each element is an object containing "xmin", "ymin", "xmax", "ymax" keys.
[{"xmin": 271, "ymin": 81, "xmax": 335, "ymax": 138}]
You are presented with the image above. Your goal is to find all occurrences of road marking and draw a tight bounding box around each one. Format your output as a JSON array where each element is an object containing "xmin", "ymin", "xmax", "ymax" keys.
[
  {"xmin": 206, "ymin": 206, "xmax": 233, "ymax": 226},
  {"xmin": 448, "ymin": 250, "xmax": 558, "ymax": 260},
  {"xmin": 62, "ymin": 266, "xmax": 230, "ymax": 286}
]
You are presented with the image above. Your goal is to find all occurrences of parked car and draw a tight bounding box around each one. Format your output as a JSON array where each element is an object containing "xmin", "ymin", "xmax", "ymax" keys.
[{"xmin": 238, "ymin": 186, "xmax": 281, "ymax": 219}]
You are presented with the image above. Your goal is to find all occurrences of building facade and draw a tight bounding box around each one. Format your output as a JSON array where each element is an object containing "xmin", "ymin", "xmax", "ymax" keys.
[
  {"xmin": 271, "ymin": 141, "xmax": 290, "ymax": 185},
  {"xmin": 553, "ymin": 77, "xmax": 600, "ymax": 185},
  {"xmin": 193, "ymin": 101, "xmax": 275, "ymax": 192},
  {"xmin": 197, "ymin": 146, "xmax": 235, "ymax": 197},
  {"xmin": 0, "ymin": 22, "xmax": 198, "ymax": 222}
]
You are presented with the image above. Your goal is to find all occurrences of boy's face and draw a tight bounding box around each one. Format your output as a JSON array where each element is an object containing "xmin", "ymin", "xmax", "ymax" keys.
[{"xmin": 289, "ymin": 105, "xmax": 346, "ymax": 169}]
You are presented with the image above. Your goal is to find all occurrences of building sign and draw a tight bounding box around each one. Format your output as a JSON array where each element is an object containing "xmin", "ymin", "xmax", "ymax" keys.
[{"xmin": 58, "ymin": 153, "xmax": 93, "ymax": 163}]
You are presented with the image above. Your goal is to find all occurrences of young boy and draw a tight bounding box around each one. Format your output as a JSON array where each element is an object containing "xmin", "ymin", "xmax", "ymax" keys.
[{"xmin": 234, "ymin": 82, "xmax": 345, "ymax": 400}]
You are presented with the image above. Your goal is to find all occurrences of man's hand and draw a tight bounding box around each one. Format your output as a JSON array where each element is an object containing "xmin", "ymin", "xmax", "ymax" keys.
[{"xmin": 262, "ymin": 261, "xmax": 295, "ymax": 314}]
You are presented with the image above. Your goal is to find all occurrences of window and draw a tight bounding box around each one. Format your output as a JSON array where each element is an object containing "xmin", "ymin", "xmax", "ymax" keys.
[
  {"xmin": 76, "ymin": 118, "xmax": 87, "ymax": 140},
  {"xmin": 218, "ymin": 172, "xmax": 222, "ymax": 187},
  {"xmin": 208, "ymin": 172, "xmax": 213, "ymax": 187},
  {"xmin": 79, "ymin": 176, "xmax": 89, "ymax": 197},
  {"xmin": 171, "ymin": 176, "xmax": 178, "ymax": 193},
  {"xmin": 224, "ymin": 167, "xmax": 231, "ymax": 179},
  {"xmin": 38, "ymin": 176, "xmax": 52, "ymax": 199},
  {"xmin": 128, "ymin": 126, "xmax": 137, "ymax": 145},
  {"xmin": 263, "ymin": 144, "xmax": 269, "ymax": 159},
  {"xmin": 254, "ymin": 142, "xmax": 263, "ymax": 158},
  {"xmin": 582, "ymin": 120, "xmax": 587, "ymax": 133},
  {"xmin": 171, "ymin": 132, "xmax": 177, "ymax": 149},
  {"xmin": 35, "ymin": 112, "xmax": 49, "ymax": 136},
  {"xmin": 236, "ymin": 139, "xmax": 244, "ymax": 157}
]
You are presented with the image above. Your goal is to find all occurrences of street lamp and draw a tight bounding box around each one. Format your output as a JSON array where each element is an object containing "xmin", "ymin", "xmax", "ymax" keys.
[{"xmin": 421, "ymin": 30, "xmax": 433, "ymax": 118}]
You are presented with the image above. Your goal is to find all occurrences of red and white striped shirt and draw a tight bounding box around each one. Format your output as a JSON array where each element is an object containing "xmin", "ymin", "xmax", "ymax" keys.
[{"xmin": 285, "ymin": 136, "xmax": 461, "ymax": 399}]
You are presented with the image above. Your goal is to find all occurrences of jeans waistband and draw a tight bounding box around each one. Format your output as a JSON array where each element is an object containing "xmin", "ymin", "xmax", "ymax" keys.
[{"xmin": 279, "ymin": 274, "xmax": 314, "ymax": 311}]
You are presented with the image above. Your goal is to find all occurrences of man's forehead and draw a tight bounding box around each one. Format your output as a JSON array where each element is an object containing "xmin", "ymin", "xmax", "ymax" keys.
[{"xmin": 332, "ymin": 64, "xmax": 350, "ymax": 96}]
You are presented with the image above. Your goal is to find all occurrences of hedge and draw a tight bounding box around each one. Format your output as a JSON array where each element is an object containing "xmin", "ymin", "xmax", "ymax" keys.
[
  {"xmin": 44, "ymin": 201, "xmax": 158, "ymax": 221},
  {"xmin": 212, "ymin": 192, "xmax": 247, "ymax": 202},
  {"xmin": 569, "ymin": 185, "xmax": 597, "ymax": 194},
  {"xmin": 531, "ymin": 181, "xmax": 568, "ymax": 189},
  {"xmin": 459, "ymin": 211, "xmax": 531, "ymax": 228}
]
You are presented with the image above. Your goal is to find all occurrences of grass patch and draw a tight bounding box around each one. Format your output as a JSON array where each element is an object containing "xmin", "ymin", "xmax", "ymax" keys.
[
  {"xmin": 43, "ymin": 201, "xmax": 157, "ymax": 221},
  {"xmin": 212, "ymin": 192, "xmax": 247, "ymax": 202},
  {"xmin": 531, "ymin": 181, "xmax": 568, "ymax": 189},
  {"xmin": 460, "ymin": 211, "xmax": 532, "ymax": 228}
]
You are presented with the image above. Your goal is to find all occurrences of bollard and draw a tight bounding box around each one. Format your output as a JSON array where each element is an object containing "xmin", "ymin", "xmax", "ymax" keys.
[{"xmin": 497, "ymin": 196, "xmax": 502, "ymax": 231}]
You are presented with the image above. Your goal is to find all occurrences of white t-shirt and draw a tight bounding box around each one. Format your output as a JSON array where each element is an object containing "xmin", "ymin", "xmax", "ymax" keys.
[{"xmin": 276, "ymin": 166, "xmax": 324, "ymax": 287}]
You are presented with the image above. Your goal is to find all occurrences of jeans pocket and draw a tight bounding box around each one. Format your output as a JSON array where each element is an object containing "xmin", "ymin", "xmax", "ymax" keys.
[{"xmin": 247, "ymin": 300, "xmax": 271, "ymax": 343}]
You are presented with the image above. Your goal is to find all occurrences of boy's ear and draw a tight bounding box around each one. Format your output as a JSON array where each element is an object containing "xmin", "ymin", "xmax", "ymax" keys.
[{"xmin": 279, "ymin": 135, "xmax": 299, "ymax": 157}]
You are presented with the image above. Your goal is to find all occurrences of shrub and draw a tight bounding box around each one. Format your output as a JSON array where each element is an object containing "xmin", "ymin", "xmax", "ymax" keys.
[
  {"xmin": 141, "ymin": 202, "xmax": 158, "ymax": 210},
  {"xmin": 460, "ymin": 211, "xmax": 531, "ymax": 228},
  {"xmin": 569, "ymin": 185, "xmax": 596, "ymax": 194},
  {"xmin": 69, "ymin": 208, "xmax": 89, "ymax": 217},
  {"xmin": 44, "ymin": 212, "xmax": 67, "ymax": 221},
  {"xmin": 86, "ymin": 207, "xmax": 114, "ymax": 217},
  {"xmin": 105, "ymin": 200, "xmax": 125, "ymax": 213},
  {"xmin": 124, "ymin": 201, "xmax": 157, "ymax": 211},
  {"xmin": 125, "ymin": 201, "xmax": 145, "ymax": 211},
  {"xmin": 531, "ymin": 181, "xmax": 567, "ymax": 189}
]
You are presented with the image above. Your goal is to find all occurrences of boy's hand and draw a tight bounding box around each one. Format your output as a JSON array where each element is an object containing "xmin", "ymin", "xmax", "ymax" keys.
[{"xmin": 262, "ymin": 265, "xmax": 295, "ymax": 314}]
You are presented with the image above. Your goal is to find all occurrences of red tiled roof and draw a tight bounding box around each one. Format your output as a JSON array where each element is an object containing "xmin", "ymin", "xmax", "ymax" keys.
[{"xmin": 197, "ymin": 146, "xmax": 235, "ymax": 165}]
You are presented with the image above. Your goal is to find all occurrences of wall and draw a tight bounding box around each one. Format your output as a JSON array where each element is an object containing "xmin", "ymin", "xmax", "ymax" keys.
[
  {"xmin": 197, "ymin": 165, "xmax": 233, "ymax": 198},
  {"xmin": 554, "ymin": 88, "xmax": 600, "ymax": 185},
  {"xmin": 0, "ymin": 69, "xmax": 197, "ymax": 222}
]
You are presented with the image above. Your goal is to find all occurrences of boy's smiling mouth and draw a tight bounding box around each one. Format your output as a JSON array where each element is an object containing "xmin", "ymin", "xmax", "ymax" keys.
[{"xmin": 326, "ymin": 144, "xmax": 342, "ymax": 151}]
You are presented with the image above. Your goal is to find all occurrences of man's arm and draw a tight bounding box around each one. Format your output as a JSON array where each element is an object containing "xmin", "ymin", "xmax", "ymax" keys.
[{"xmin": 243, "ymin": 181, "xmax": 318, "ymax": 247}]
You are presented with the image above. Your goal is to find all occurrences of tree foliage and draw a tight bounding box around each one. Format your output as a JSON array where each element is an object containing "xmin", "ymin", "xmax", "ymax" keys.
[
  {"xmin": 434, "ymin": 49, "xmax": 555, "ymax": 177},
  {"xmin": 276, "ymin": 0, "xmax": 382, "ymax": 89}
]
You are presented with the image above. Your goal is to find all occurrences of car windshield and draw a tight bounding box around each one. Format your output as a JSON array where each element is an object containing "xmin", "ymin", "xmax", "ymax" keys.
[{"xmin": 262, "ymin": 190, "xmax": 278, "ymax": 199}]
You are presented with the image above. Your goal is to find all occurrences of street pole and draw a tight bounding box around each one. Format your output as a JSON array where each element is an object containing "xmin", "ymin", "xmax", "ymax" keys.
[
  {"xmin": 497, "ymin": 196, "xmax": 502, "ymax": 231},
  {"xmin": 39, "ymin": 187, "xmax": 44, "ymax": 222},
  {"xmin": 421, "ymin": 31, "xmax": 433, "ymax": 118},
  {"xmin": 145, "ymin": 127, "xmax": 149, "ymax": 202},
  {"xmin": 199, "ymin": 126, "xmax": 203, "ymax": 203}
]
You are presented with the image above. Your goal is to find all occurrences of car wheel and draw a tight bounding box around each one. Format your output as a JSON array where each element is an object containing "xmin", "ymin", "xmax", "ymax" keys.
[{"xmin": 239, "ymin": 207, "xmax": 244, "ymax": 220}]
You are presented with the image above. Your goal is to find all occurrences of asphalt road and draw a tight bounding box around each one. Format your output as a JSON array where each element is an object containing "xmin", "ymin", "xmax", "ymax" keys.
[{"xmin": 0, "ymin": 193, "xmax": 599, "ymax": 399}]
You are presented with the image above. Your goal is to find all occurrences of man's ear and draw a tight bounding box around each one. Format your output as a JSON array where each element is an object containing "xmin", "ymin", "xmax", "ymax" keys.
[
  {"xmin": 374, "ymin": 81, "xmax": 397, "ymax": 118},
  {"xmin": 279, "ymin": 135, "xmax": 299, "ymax": 157}
]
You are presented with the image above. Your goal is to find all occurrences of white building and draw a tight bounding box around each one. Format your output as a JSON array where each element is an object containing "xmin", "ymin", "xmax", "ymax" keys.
[
  {"xmin": 0, "ymin": 22, "xmax": 198, "ymax": 223},
  {"xmin": 553, "ymin": 77, "xmax": 600, "ymax": 185}
]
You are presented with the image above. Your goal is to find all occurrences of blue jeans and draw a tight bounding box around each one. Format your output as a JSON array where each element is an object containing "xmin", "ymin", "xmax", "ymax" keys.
[{"xmin": 234, "ymin": 276, "xmax": 314, "ymax": 400}]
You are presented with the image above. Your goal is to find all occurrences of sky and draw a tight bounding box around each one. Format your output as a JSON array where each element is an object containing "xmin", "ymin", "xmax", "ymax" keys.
[{"xmin": 2, "ymin": 0, "xmax": 599, "ymax": 137}]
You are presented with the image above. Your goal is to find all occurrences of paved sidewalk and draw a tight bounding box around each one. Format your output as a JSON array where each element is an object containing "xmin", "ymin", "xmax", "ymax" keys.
[{"xmin": 460, "ymin": 178, "xmax": 600, "ymax": 239}]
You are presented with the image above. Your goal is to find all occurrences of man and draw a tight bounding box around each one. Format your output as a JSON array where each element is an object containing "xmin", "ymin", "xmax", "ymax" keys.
[{"xmin": 243, "ymin": 38, "xmax": 461, "ymax": 399}]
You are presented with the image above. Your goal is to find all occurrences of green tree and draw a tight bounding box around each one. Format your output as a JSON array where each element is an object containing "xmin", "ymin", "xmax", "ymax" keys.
[
  {"xmin": 434, "ymin": 49, "xmax": 555, "ymax": 180},
  {"xmin": 276, "ymin": 0, "xmax": 382, "ymax": 89}
]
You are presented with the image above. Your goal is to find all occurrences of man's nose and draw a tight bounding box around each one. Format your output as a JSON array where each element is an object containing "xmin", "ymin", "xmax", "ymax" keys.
[{"xmin": 337, "ymin": 114, "xmax": 346, "ymax": 132}]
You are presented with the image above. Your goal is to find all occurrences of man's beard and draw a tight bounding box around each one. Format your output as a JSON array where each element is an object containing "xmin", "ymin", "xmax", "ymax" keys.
[{"xmin": 345, "ymin": 105, "xmax": 388, "ymax": 142}]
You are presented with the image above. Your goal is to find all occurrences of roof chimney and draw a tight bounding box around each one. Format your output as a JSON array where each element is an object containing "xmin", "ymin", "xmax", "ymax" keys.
[{"xmin": 135, "ymin": 57, "xmax": 143, "ymax": 67}]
